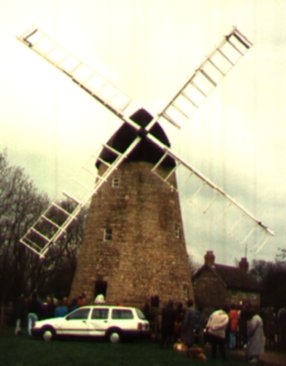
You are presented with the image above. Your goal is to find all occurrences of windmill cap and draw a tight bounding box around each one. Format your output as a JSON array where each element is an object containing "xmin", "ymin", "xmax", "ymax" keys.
[{"xmin": 96, "ymin": 108, "xmax": 175, "ymax": 168}]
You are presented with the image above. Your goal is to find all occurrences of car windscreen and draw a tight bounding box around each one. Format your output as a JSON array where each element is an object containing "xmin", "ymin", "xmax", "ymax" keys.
[{"xmin": 136, "ymin": 308, "xmax": 146, "ymax": 320}]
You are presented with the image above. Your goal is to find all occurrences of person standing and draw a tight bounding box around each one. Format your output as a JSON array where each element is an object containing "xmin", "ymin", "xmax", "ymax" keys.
[
  {"xmin": 238, "ymin": 300, "xmax": 251, "ymax": 348},
  {"xmin": 277, "ymin": 307, "xmax": 286, "ymax": 350},
  {"xmin": 246, "ymin": 307, "xmax": 265, "ymax": 363},
  {"xmin": 27, "ymin": 292, "xmax": 42, "ymax": 336},
  {"xmin": 160, "ymin": 300, "xmax": 175, "ymax": 348},
  {"xmin": 180, "ymin": 299, "xmax": 197, "ymax": 348},
  {"xmin": 94, "ymin": 294, "xmax": 105, "ymax": 304},
  {"xmin": 228, "ymin": 304, "xmax": 239, "ymax": 349},
  {"xmin": 206, "ymin": 307, "xmax": 229, "ymax": 360},
  {"xmin": 54, "ymin": 298, "xmax": 69, "ymax": 317},
  {"xmin": 14, "ymin": 294, "xmax": 27, "ymax": 336},
  {"xmin": 173, "ymin": 302, "xmax": 185, "ymax": 342},
  {"xmin": 42, "ymin": 296, "xmax": 55, "ymax": 319}
]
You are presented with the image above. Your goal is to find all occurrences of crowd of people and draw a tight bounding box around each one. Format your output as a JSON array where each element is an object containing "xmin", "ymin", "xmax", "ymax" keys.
[
  {"xmin": 12, "ymin": 292, "xmax": 286, "ymax": 363},
  {"xmin": 143, "ymin": 298, "xmax": 286, "ymax": 364},
  {"xmin": 14, "ymin": 292, "xmax": 88, "ymax": 336}
]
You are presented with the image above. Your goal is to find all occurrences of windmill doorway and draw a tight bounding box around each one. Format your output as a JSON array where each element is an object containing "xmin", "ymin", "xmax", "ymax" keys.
[{"xmin": 94, "ymin": 280, "xmax": 107, "ymax": 300}]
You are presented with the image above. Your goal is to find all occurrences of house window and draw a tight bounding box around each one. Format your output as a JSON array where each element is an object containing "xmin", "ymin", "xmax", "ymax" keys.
[
  {"xmin": 112, "ymin": 177, "xmax": 120, "ymax": 188},
  {"xmin": 104, "ymin": 228, "xmax": 112, "ymax": 241}
]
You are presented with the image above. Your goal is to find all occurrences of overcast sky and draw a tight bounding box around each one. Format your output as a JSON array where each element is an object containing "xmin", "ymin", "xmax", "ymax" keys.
[{"xmin": 1, "ymin": 0, "xmax": 285, "ymax": 266}]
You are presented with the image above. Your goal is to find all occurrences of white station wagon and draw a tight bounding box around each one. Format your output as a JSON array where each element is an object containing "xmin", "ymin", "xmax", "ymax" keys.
[{"xmin": 32, "ymin": 305, "xmax": 150, "ymax": 343}]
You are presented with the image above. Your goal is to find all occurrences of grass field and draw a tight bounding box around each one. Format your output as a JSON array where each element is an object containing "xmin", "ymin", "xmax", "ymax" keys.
[{"xmin": 0, "ymin": 327, "xmax": 247, "ymax": 366}]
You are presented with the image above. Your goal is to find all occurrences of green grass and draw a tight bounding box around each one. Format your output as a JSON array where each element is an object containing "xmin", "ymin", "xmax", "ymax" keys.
[{"xmin": 0, "ymin": 327, "xmax": 247, "ymax": 366}]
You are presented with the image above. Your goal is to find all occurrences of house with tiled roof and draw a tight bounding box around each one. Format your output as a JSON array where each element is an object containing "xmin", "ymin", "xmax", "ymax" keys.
[{"xmin": 193, "ymin": 251, "xmax": 261, "ymax": 311}]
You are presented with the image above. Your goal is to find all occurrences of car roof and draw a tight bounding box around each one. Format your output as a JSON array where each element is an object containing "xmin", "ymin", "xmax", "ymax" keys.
[{"xmin": 79, "ymin": 305, "xmax": 138, "ymax": 309}]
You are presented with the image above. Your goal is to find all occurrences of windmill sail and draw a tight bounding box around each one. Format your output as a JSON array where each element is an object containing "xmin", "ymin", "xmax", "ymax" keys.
[
  {"xmin": 17, "ymin": 26, "xmax": 273, "ymax": 258},
  {"xmin": 17, "ymin": 27, "xmax": 131, "ymax": 118},
  {"xmin": 20, "ymin": 141, "xmax": 140, "ymax": 257},
  {"xmin": 157, "ymin": 27, "xmax": 252, "ymax": 128},
  {"xmin": 149, "ymin": 144, "xmax": 274, "ymax": 253},
  {"xmin": 18, "ymin": 27, "xmax": 252, "ymax": 131}
]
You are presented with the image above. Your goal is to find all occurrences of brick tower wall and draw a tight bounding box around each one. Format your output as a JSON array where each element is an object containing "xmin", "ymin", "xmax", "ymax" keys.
[{"xmin": 70, "ymin": 161, "xmax": 194, "ymax": 307}]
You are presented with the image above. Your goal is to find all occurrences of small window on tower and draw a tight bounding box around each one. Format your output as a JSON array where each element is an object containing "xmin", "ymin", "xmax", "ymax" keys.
[
  {"xmin": 103, "ymin": 228, "xmax": 112, "ymax": 241},
  {"xmin": 112, "ymin": 177, "xmax": 120, "ymax": 188},
  {"xmin": 183, "ymin": 284, "xmax": 190, "ymax": 300},
  {"xmin": 175, "ymin": 224, "xmax": 181, "ymax": 239}
]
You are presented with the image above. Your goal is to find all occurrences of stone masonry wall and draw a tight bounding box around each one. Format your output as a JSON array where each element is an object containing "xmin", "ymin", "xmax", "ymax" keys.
[
  {"xmin": 193, "ymin": 269, "xmax": 229, "ymax": 309},
  {"xmin": 70, "ymin": 161, "xmax": 194, "ymax": 307}
]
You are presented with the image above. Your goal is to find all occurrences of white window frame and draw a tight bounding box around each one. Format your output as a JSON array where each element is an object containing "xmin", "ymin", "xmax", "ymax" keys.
[
  {"xmin": 175, "ymin": 224, "xmax": 181, "ymax": 239},
  {"xmin": 112, "ymin": 177, "xmax": 120, "ymax": 188}
]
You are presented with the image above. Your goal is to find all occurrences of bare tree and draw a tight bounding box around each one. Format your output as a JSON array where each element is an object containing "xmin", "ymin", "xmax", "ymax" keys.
[
  {"xmin": 0, "ymin": 151, "xmax": 50, "ymax": 303},
  {"xmin": 0, "ymin": 151, "xmax": 86, "ymax": 304},
  {"xmin": 251, "ymin": 259, "xmax": 286, "ymax": 308},
  {"xmin": 35, "ymin": 204, "xmax": 87, "ymax": 299},
  {"xmin": 276, "ymin": 248, "xmax": 286, "ymax": 262}
]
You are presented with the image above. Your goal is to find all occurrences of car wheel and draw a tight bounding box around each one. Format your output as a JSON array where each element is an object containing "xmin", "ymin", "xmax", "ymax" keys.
[
  {"xmin": 107, "ymin": 329, "xmax": 122, "ymax": 344},
  {"xmin": 42, "ymin": 327, "xmax": 55, "ymax": 341}
]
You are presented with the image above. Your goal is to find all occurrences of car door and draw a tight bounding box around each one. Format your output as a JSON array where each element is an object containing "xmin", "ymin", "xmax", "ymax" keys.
[
  {"xmin": 88, "ymin": 307, "xmax": 110, "ymax": 337},
  {"xmin": 58, "ymin": 307, "xmax": 91, "ymax": 336}
]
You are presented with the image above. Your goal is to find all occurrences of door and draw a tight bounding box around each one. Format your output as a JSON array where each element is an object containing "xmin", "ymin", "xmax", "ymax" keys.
[
  {"xmin": 58, "ymin": 307, "xmax": 91, "ymax": 336},
  {"xmin": 94, "ymin": 280, "xmax": 107, "ymax": 298},
  {"xmin": 88, "ymin": 307, "xmax": 110, "ymax": 337}
]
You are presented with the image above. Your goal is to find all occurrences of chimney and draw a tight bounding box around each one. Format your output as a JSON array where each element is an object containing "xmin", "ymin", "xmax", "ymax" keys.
[
  {"xmin": 239, "ymin": 257, "xmax": 249, "ymax": 272},
  {"xmin": 204, "ymin": 251, "xmax": 215, "ymax": 267}
]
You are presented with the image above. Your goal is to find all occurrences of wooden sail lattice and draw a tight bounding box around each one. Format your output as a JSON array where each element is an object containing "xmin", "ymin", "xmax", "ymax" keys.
[
  {"xmin": 17, "ymin": 26, "xmax": 274, "ymax": 257},
  {"xmin": 150, "ymin": 147, "xmax": 274, "ymax": 253},
  {"xmin": 19, "ymin": 141, "xmax": 139, "ymax": 257},
  {"xmin": 157, "ymin": 27, "xmax": 252, "ymax": 129}
]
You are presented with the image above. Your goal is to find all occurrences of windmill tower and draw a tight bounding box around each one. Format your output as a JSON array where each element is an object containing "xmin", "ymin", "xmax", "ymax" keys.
[
  {"xmin": 17, "ymin": 27, "xmax": 274, "ymax": 307},
  {"xmin": 70, "ymin": 108, "xmax": 193, "ymax": 305}
]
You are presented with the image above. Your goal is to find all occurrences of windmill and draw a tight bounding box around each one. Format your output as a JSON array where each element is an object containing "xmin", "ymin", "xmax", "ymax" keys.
[{"xmin": 17, "ymin": 27, "xmax": 274, "ymax": 306}]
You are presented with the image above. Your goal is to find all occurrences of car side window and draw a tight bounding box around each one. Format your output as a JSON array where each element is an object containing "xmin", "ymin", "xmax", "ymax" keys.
[
  {"xmin": 91, "ymin": 308, "xmax": 109, "ymax": 320},
  {"xmin": 67, "ymin": 308, "xmax": 90, "ymax": 320},
  {"xmin": 112, "ymin": 309, "xmax": 134, "ymax": 319}
]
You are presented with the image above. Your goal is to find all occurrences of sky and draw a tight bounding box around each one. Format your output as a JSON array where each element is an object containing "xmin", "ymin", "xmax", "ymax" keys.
[{"xmin": 1, "ymin": 0, "xmax": 285, "ymax": 266}]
